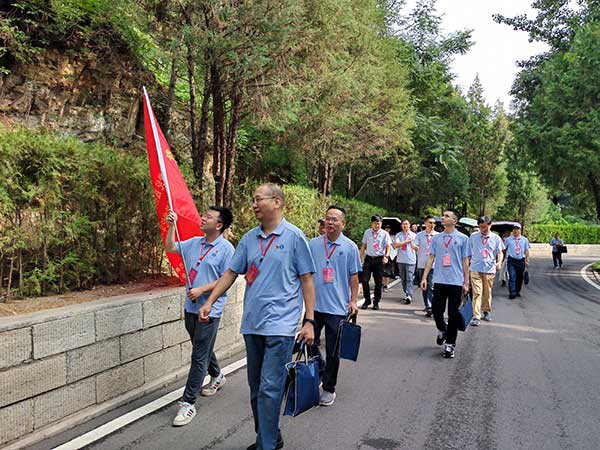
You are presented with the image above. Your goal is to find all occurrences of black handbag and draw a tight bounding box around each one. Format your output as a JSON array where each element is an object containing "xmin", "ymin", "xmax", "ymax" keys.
[{"xmin": 558, "ymin": 245, "xmax": 568, "ymax": 254}]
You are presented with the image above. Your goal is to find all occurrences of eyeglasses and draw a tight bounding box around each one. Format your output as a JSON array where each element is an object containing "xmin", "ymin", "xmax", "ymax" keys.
[
  {"xmin": 427, "ymin": 221, "xmax": 436, "ymax": 224},
  {"xmin": 324, "ymin": 216, "xmax": 342, "ymax": 223},
  {"xmin": 251, "ymin": 196, "xmax": 275, "ymax": 204},
  {"xmin": 202, "ymin": 213, "xmax": 222, "ymax": 223}
]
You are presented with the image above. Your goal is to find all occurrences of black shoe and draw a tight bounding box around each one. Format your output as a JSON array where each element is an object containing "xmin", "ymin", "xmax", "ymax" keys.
[
  {"xmin": 509, "ymin": 294, "xmax": 516, "ymax": 300},
  {"xmin": 516, "ymin": 293, "xmax": 521, "ymax": 298},
  {"xmin": 372, "ymin": 304, "xmax": 379, "ymax": 310},
  {"xmin": 442, "ymin": 344, "xmax": 455, "ymax": 358},
  {"xmin": 247, "ymin": 434, "xmax": 284, "ymax": 450},
  {"xmin": 361, "ymin": 302, "xmax": 370, "ymax": 310},
  {"xmin": 404, "ymin": 296, "xmax": 412, "ymax": 305},
  {"xmin": 436, "ymin": 331, "xmax": 446, "ymax": 346},
  {"xmin": 425, "ymin": 308, "xmax": 433, "ymax": 317},
  {"xmin": 501, "ymin": 280, "xmax": 506, "ymax": 287}
]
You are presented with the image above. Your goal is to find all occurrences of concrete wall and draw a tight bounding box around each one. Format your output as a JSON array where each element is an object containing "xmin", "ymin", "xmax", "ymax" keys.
[
  {"xmin": 0, "ymin": 279, "xmax": 246, "ymax": 448},
  {"xmin": 528, "ymin": 243, "xmax": 600, "ymax": 257}
]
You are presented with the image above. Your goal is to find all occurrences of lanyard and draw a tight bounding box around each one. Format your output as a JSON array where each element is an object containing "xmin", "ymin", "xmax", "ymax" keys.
[
  {"xmin": 481, "ymin": 234, "xmax": 489, "ymax": 248},
  {"xmin": 426, "ymin": 233, "xmax": 433, "ymax": 251},
  {"xmin": 372, "ymin": 230, "xmax": 380, "ymax": 241},
  {"xmin": 258, "ymin": 235, "xmax": 277, "ymax": 262},
  {"xmin": 323, "ymin": 236, "xmax": 337, "ymax": 263},
  {"xmin": 194, "ymin": 243, "xmax": 213, "ymax": 268},
  {"xmin": 443, "ymin": 235, "xmax": 453, "ymax": 253},
  {"xmin": 514, "ymin": 237, "xmax": 520, "ymax": 249}
]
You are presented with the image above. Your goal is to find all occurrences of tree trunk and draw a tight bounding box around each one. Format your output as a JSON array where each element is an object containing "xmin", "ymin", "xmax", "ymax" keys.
[
  {"xmin": 589, "ymin": 172, "xmax": 600, "ymax": 223},
  {"xmin": 223, "ymin": 89, "xmax": 241, "ymax": 208},
  {"xmin": 211, "ymin": 62, "xmax": 226, "ymax": 205},
  {"xmin": 186, "ymin": 42, "xmax": 199, "ymax": 172},
  {"xmin": 346, "ymin": 167, "xmax": 352, "ymax": 199},
  {"xmin": 194, "ymin": 69, "xmax": 211, "ymax": 189},
  {"xmin": 162, "ymin": 50, "xmax": 180, "ymax": 141}
]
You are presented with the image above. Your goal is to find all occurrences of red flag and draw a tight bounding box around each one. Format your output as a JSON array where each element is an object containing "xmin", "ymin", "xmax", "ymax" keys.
[{"xmin": 142, "ymin": 88, "xmax": 203, "ymax": 284}]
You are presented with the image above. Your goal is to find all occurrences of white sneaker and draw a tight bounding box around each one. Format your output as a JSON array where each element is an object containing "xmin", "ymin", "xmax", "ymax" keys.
[
  {"xmin": 172, "ymin": 401, "xmax": 196, "ymax": 426},
  {"xmin": 201, "ymin": 373, "xmax": 226, "ymax": 397},
  {"xmin": 319, "ymin": 390, "xmax": 336, "ymax": 406}
]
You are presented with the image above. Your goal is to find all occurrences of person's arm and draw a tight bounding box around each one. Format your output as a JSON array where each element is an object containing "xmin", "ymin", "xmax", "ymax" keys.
[
  {"xmin": 349, "ymin": 273, "xmax": 359, "ymax": 315},
  {"xmin": 525, "ymin": 250, "xmax": 530, "ymax": 266},
  {"xmin": 420, "ymin": 254, "xmax": 434, "ymax": 291},
  {"xmin": 188, "ymin": 279, "xmax": 220, "ymax": 302},
  {"xmin": 198, "ymin": 269, "xmax": 238, "ymax": 321},
  {"xmin": 297, "ymin": 273, "xmax": 315, "ymax": 345},
  {"xmin": 165, "ymin": 211, "xmax": 179, "ymax": 254},
  {"xmin": 359, "ymin": 243, "xmax": 366, "ymax": 262},
  {"xmin": 496, "ymin": 248, "xmax": 504, "ymax": 272},
  {"xmin": 383, "ymin": 244, "xmax": 390, "ymax": 264},
  {"xmin": 462, "ymin": 257, "xmax": 470, "ymax": 294}
]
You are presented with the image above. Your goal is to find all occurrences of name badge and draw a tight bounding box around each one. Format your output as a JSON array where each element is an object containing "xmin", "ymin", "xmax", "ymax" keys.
[
  {"xmin": 323, "ymin": 267, "xmax": 334, "ymax": 283},
  {"xmin": 401, "ymin": 244, "xmax": 407, "ymax": 251},
  {"xmin": 245, "ymin": 263, "xmax": 260, "ymax": 285},
  {"xmin": 373, "ymin": 242, "xmax": 381, "ymax": 251},
  {"xmin": 481, "ymin": 249, "xmax": 489, "ymax": 258},
  {"xmin": 442, "ymin": 254, "xmax": 452, "ymax": 267},
  {"xmin": 515, "ymin": 247, "xmax": 521, "ymax": 255},
  {"xmin": 189, "ymin": 268, "xmax": 198, "ymax": 285}
]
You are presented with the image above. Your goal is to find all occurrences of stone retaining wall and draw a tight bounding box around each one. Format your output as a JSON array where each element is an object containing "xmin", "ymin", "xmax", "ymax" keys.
[
  {"xmin": 0, "ymin": 279, "xmax": 246, "ymax": 447},
  {"xmin": 528, "ymin": 243, "xmax": 600, "ymax": 257}
]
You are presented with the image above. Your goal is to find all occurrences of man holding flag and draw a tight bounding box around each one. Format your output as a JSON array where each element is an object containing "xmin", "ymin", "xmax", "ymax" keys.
[{"xmin": 167, "ymin": 207, "xmax": 235, "ymax": 426}]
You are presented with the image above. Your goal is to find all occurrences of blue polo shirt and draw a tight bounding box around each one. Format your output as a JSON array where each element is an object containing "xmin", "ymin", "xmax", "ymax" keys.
[
  {"xmin": 430, "ymin": 230, "xmax": 471, "ymax": 286},
  {"xmin": 414, "ymin": 230, "xmax": 438, "ymax": 269},
  {"xmin": 362, "ymin": 229, "xmax": 391, "ymax": 257},
  {"xmin": 309, "ymin": 233, "xmax": 361, "ymax": 316},
  {"xmin": 504, "ymin": 235, "xmax": 530, "ymax": 260},
  {"xmin": 469, "ymin": 232, "xmax": 504, "ymax": 274},
  {"xmin": 176, "ymin": 234, "xmax": 235, "ymax": 318},
  {"xmin": 229, "ymin": 218, "xmax": 316, "ymax": 336},
  {"xmin": 395, "ymin": 231, "xmax": 417, "ymax": 264}
]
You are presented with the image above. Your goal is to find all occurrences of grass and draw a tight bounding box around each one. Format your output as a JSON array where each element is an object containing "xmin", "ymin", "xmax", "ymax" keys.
[{"xmin": 593, "ymin": 261, "xmax": 600, "ymax": 271}]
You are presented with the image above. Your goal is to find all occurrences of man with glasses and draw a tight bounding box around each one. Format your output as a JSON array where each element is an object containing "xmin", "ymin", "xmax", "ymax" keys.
[
  {"xmin": 394, "ymin": 219, "xmax": 418, "ymax": 304},
  {"xmin": 166, "ymin": 206, "xmax": 235, "ymax": 427},
  {"xmin": 309, "ymin": 205, "xmax": 361, "ymax": 407},
  {"xmin": 360, "ymin": 215, "xmax": 391, "ymax": 310},
  {"xmin": 420, "ymin": 209, "xmax": 471, "ymax": 359},
  {"xmin": 468, "ymin": 216, "xmax": 504, "ymax": 326},
  {"xmin": 504, "ymin": 224, "xmax": 530, "ymax": 299},
  {"xmin": 414, "ymin": 215, "xmax": 438, "ymax": 317},
  {"xmin": 200, "ymin": 183, "xmax": 315, "ymax": 450}
]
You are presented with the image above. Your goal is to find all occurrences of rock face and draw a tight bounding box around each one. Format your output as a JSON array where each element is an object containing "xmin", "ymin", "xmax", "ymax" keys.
[{"xmin": 0, "ymin": 48, "xmax": 185, "ymax": 149}]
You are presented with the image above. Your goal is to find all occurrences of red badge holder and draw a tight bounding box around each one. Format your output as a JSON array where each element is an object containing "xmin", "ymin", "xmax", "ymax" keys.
[
  {"xmin": 323, "ymin": 267, "xmax": 334, "ymax": 283},
  {"xmin": 245, "ymin": 263, "xmax": 260, "ymax": 285},
  {"xmin": 442, "ymin": 254, "xmax": 452, "ymax": 267}
]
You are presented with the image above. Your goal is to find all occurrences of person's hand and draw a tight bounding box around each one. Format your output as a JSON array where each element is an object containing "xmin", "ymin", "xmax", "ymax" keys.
[
  {"xmin": 383, "ymin": 256, "xmax": 389, "ymax": 264},
  {"xmin": 297, "ymin": 322, "xmax": 315, "ymax": 345},
  {"xmin": 525, "ymin": 260, "xmax": 530, "ymax": 267},
  {"xmin": 348, "ymin": 301, "xmax": 359, "ymax": 316},
  {"xmin": 167, "ymin": 210, "xmax": 177, "ymax": 225},
  {"xmin": 463, "ymin": 282, "xmax": 470, "ymax": 295},
  {"xmin": 198, "ymin": 302, "xmax": 211, "ymax": 322},
  {"xmin": 420, "ymin": 279, "xmax": 427, "ymax": 291},
  {"xmin": 496, "ymin": 262, "xmax": 501, "ymax": 272},
  {"xmin": 188, "ymin": 287, "xmax": 205, "ymax": 302}
]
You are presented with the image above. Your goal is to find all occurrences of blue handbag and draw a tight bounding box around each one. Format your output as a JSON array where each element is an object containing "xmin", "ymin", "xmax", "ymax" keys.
[
  {"xmin": 283, "ymin": 342, "xmax": 320, "ymax": 417},
  {"xmin": 337, "ymin": 313, "xmax": 361, "ymax": 361},
  {"xmin": 458, "ymin": 293, "xmax": 473, "ymax": 332}
]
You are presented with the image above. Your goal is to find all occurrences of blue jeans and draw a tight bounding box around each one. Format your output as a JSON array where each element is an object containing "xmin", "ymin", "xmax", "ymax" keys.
[
  {"xmin": 311, "ymin": 311, "xmax": 345, "ymax": 394},
  {"xmin": 182, "ymin": 313, "xmax": 221, "ymax": 404},
  {"xmin": 244, "ymin": 334, "xmax": 294, "ymax": 450},
  {"xmin": 415, "ymin": 268, "xmax": 434, "ymax": 308},
  {"xmin": 398, "ymin": 263, "xmax": 416, "ymax": 298},
  {"xmin": 507, "ymin": 257, "xmax": 526, "ymax": 296}
]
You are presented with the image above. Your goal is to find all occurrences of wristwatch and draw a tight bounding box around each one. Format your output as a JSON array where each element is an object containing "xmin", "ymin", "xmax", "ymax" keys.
[{"xmin": 302, "ymin": 318, "xmax": 315, "ymax": 327}]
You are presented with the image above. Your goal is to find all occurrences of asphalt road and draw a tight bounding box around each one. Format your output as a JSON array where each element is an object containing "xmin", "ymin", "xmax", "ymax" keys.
[{"xmin": 36, "ymin": 256, "xmax": 600, "ymax": 450}]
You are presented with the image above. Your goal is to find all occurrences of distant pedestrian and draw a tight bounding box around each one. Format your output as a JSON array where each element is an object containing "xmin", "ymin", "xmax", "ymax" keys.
[
  {"xmin": 360, "ymin": 215, "xmax": 392, "ymax": 310},
  {"xmin": 414, "ymin": 215, "xmax": 438, "ymax": 317},
  {"xmin": 420, "ymin": 209, "xmax": 471, "ymax": 359},
  {"xmin": 382, "ymin": 224, "xmax": 397, "ymax": 292},
  {"xmin": 550, "ymin": 233, "xmax": 564, "ymax": 269},
  {"xmin": 394, "ymin": 219, "xmax": 417, "ymax": 304},
  {"xmin": 411, "ymin": 223, "xmax": 419, "ymax": 233},
  {"xmin": 309, "ymin": 205, "xmax": 361, "ymax": 407},
  {"xmin": 504, "ymin": 224, "xmax": 531, "ymax": 299},
  {"xmin": 468, "ymin": 216, "xmax": 504, "ymax": 326},
  {"xmin": 318, "ymin": 218, "xmax": 326, "ymax": 236}
]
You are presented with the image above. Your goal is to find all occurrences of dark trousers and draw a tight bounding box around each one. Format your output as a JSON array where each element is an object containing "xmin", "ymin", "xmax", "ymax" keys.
[
  {"xmin": 182, "ymin": 312, "xmax": 221, "ymax": 404},
  {"xmin": 432, "ymin": 283, "xmax": 463, "ymax": 345},
  {"xmin": 552, "ymin": 251, "xmax": 563, "ymax": 267},
  {"xmin": 415, "ymin": 268, "xmax": 434, "ymax": 309},
  {"xmin": 507, "ymin": 257, "xmax": 526, "ymax": 295},
  {"xmin": 311, "ymin": 311, "xmax": 345, "ymax": 394},
  {"xmin": 362, "ymin": 255, "xmax": 384, "ymax": 305}
]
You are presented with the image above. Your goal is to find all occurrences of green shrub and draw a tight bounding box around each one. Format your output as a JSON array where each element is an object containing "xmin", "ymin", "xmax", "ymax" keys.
[
  {"xmin": 593, "ymin": 261, "xmax": 600, "ymax": 271},
  {"xmin": 527, "ymin": 224, "xmax": 600, "ymax": 244}
]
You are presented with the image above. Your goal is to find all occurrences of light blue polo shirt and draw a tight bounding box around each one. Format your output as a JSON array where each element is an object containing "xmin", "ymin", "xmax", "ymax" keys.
[
  {"xmin": 229, "ymin": 218, "xmax": 316, "ymax": 336},
  {"xmin": 504, "ymin": 235, "xmax": 530, "ymax": 260},
  {"xmin": 395, "ymin": 231, "xmax": 417, "ymax": 264},
  {"xmin": 469, "ymin": 232, "xmax": 504, "ymax": 274},
  {"xmin": 309, "ymin": 233, "xmax": 362, "ymax": 316},
  {"xmin": 415, "ymin": 230, "xmax": 438, "ymax": 269},
  {"xmin": 176, "ymin": 234, "xmax": 235, "ymax": 318},
  {"xmin": 550, "ymin": 238, "xmax": 564, "ymax": 252},
  {"xmin": 362, "ymin": 229, "xmax": 391, "ymax": 257},
  {"xmin": 430, "ymin": 230, "xmax": 471, "ymax": 286}
]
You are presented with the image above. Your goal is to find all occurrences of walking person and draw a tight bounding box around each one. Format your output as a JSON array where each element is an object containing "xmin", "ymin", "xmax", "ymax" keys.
[
  {"xmin": 468, "ymin": 216, "xmax": 504, "ymax": 326},
  {"xmin": 414, "ymin": 215, "xmax": 438, "ymax": 317},
  {"xmin": 166, "ymin": 207, "xmax": 235, "ymax": 427},
  {"xmin": 200, "ymin": 183, "xmax": 316, "ymax": 450},
  {"xmin": 382, "ymin": 224, "xmax": 397, "ymax": 292},
  {"xmin": 309, "ymin": 205, "xmax": 361, "ymax": 407},
  {"xmin": 550, "ymin": 233, "xmax": 565, "ymax": 269},
  {"xmin": 360, "ymin": 215, "xmax": 391, "ymax": 310},
  {"xmin": 420, "ymin": 209, "xmax": 470, "ymax": 359},
  {"xmin": 504, "ymin": 224, "xmax": 531, "ymax": 299},
  {"xmin": 394, "ymin": 219, "xmax": 417, "ymax": 304}
]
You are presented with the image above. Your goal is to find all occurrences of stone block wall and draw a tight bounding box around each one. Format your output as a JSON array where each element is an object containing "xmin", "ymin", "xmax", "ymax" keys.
[{"xmin": 0, "ymin": 279, "xmax": 246, "ymax": 447}]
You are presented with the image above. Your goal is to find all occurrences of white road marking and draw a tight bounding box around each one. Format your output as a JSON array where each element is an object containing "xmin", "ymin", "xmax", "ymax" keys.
[{"xmin": 580, "ymin": 263, "xmax": 600, "ymax": 292}]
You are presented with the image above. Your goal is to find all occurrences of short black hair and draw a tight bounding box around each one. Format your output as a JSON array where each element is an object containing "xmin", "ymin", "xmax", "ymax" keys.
[
  {"xmin": 444, "ymin": 209, "xmax": 460, "ymax": 223},
  {"xmin": 209, "ymin": 205, "xmax": 233, "ymax": 231},
  {"xmin": 477, "ymin": 215, "xmax": 492, "ymax": 225},
  {"xmin": 371, "ymin": 214, "xmax": 382, "ymax": 222},
  {"xmin": 327, "ymin": 205, "xmax": 347, "ymax": 221},
  {"xmin": 318, "ymin": 218, "xmax": 325, "ymax": 224},
  {"xmin": 424, "ymin": 215, "xmax": 435, "ymax": 222}
]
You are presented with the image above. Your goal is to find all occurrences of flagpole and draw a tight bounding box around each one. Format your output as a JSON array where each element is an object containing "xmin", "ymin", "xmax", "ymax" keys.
[{"xmin": 143, "ymin": 86, "xmax": 191, "ymax": 290}]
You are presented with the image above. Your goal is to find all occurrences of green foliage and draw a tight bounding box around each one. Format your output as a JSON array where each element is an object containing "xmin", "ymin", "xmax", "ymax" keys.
[
  {"xmin": 592, "ymin": 260, "xmax": 600, "ymax": 271},
  {"xmin": 0, "ymin": 125, "xmax": 162, "ymax": 296},
  {"xmin": 526, "ymin": 224, "xmax": 600, "ymax": 244}
]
